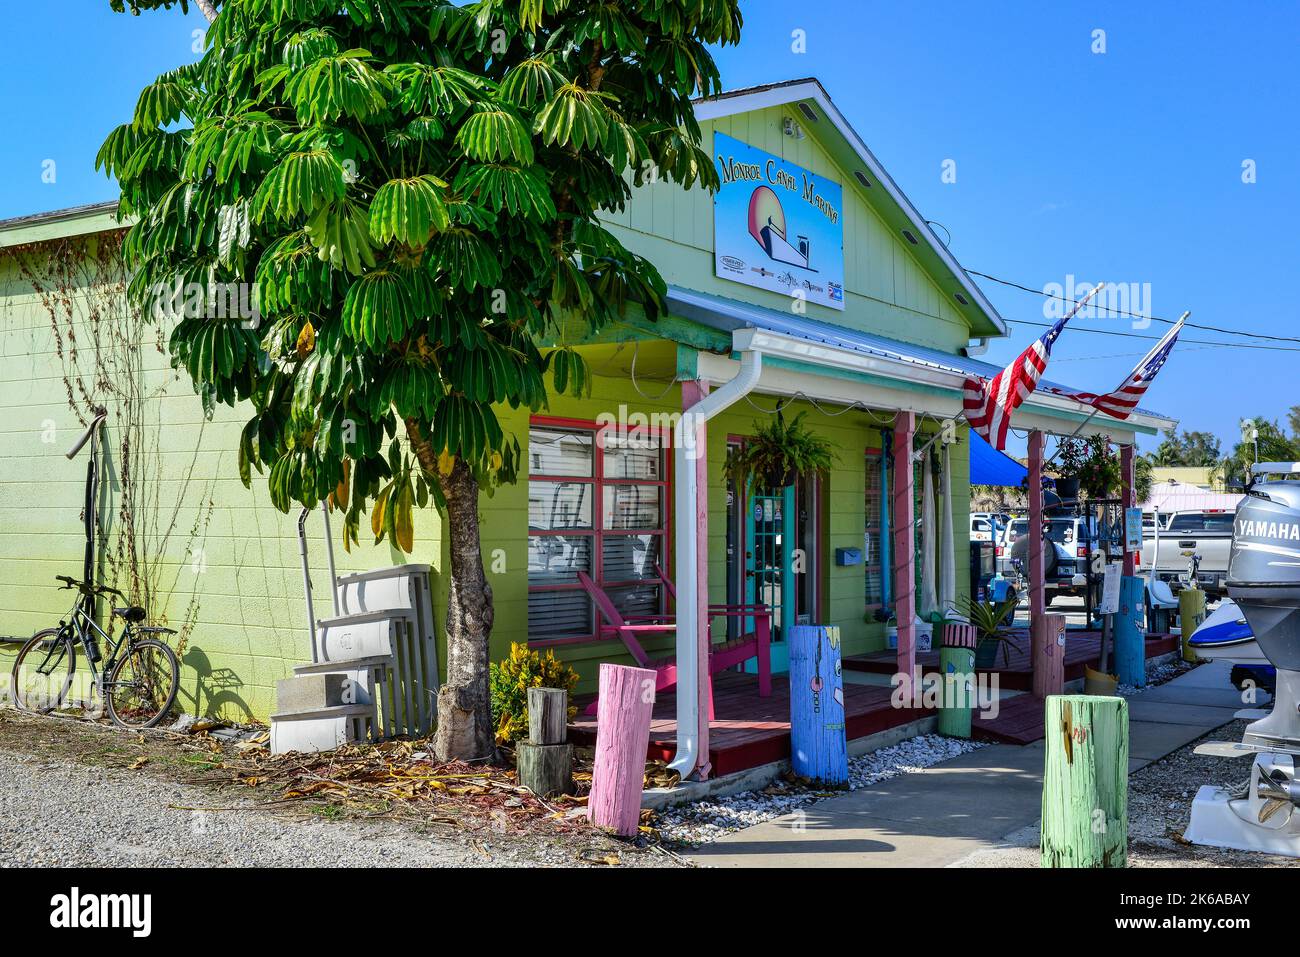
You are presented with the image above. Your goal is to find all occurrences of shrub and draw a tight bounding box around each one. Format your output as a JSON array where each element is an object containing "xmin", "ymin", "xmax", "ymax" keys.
[{"xmin": 489, "ymin": 642, "xmax": 579, "ymax": 745}]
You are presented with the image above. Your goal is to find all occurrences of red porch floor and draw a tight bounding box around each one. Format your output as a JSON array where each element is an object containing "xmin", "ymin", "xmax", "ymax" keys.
[
  {"xmin": 569, "ymin": 630, "xmax": 1179, "ymax": 776},
  {"xmin": 843, "ymin": 629, "xmax": 1179, "ymax": 691}
]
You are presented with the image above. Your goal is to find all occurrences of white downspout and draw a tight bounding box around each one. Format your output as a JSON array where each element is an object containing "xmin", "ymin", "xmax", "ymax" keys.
[{"xmin": 669, "ymin": 338, "xmax": 763, "ymax": 778}]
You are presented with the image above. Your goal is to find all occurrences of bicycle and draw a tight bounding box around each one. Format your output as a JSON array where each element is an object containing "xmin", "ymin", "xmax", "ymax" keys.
[{"xmin": 9, "ymin": 575, "xmax": 180, "ymax": 729}]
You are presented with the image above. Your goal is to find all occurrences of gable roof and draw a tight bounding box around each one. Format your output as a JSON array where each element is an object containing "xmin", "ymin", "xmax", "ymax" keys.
[{"xmin": 694, "ymin": 78, "xmax": 1006, "ymax": 340}]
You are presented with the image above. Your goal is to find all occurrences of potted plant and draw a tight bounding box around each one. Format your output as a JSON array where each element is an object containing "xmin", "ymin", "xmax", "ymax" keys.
[
  {"xmin": 1055, "ymin": 435, "xmax": 1121, "ymax": 502},
  {"xmin": 725, "ymin": 412, "xmax": 836, "ymax": 491},
  {"xmin": 963, "ymin": 595, "xmax": 1022, "ymax": 669},
  {"xmin": 1052, "ymin": 438, "xmax": 1087, "ymax": 503}
]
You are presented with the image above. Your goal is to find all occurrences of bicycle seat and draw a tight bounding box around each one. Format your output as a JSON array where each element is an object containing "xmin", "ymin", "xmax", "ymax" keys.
[
  {"xmin": 112, "ymin": 605, "xmax": 147, "ymax": 623},
  {"xmin": 137, "ymin": 625, "xmax": 176, "ymax": 636}
]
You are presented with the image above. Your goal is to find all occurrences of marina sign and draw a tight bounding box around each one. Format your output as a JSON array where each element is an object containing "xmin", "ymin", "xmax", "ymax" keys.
[{"xmin": 713, "ymin": 132, "xmax": 845, "ymax": 310}]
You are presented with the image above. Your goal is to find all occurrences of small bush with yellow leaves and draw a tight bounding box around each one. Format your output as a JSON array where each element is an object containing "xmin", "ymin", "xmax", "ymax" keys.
[{"xmin": 489, "ymin": 642, "xmax": 579, "ymax": 745}]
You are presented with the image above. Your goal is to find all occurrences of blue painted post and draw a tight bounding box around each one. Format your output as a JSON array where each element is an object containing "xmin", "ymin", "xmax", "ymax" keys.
[
  {"xmin": 788, "ymin": 624, "xmax": 848, "ymax": 785},
  {"xmin": 1113, "ymin": 575, "xmax": 1147, "ymax": 687}
]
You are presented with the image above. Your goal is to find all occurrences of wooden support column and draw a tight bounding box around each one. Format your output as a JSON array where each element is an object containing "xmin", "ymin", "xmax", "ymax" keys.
[
  {"xmin": 1032, "ymin": 613, "xmax": 1067, "ymax": 698},
  {"xmin": 1120, "ymin": 444, "xmax": 1137, "ymax": 577},
  {"xmin": 681, "ymin": 379, "xmax": 711, "ymax": 779},
  {"xmin": 1028, "ymin": 431, "xmax": 1046, "ymax": 682},
  {"xmin": 891, "ymin": 412, "xmax": 917, "ymax": 681}
]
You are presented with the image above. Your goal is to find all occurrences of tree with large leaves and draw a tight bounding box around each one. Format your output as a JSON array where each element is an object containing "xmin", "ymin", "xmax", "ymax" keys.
[{"xmin": 103, "ymin": 0, "xmax": 742, "ymax": 760}]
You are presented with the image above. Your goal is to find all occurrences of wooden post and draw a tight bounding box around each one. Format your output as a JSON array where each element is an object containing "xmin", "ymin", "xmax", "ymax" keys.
[
  {"xmin": 589, "ymin": 663, "xmax": 656, "ymax": 836},
  {"xmin": 1178, "ymin": 587, "xmax": 1206, "ymax": 662},
  {"xmin": 1041, "ymin": 695, "xmax": 1129, "ymax": 867},
  {"xmin": 1027, "ymin": 431, "xmax": 1046, "ymax": 688},
  {"xmin": 891, "ymin": 412, "xmax": 917, "ymax": 683},
  {"xmin": 788, "ymin": 625, "xmax": 848, "ymax": 785},
  {"xmin": 528, "ymin": 687, "xmax": 567, "ymax": 744},
  {"xmin": 517, "ymin": 687, "xmax": 573, "ymax": 798},
  {"xmin": 1120, "ymin": 444, "xmax": 1137, "ymax": 577},
  {"xmin": 681, "ymin": 379, "xmax": 711, "ymax": 780},
  {"xmin": 1113, "ymin": 576, "xmax": 1147, "ymax": 686},
  {"xmin": 1027, "ymin": 431, "xmax": 1046, "ymax": 626},
  {"xmin": 937, "ymin": 623, "xmax": 978, "ymax": 739},
  {"xmin": 1032, "ymin": 612, "xmax": 1066, "ymax": 699}
]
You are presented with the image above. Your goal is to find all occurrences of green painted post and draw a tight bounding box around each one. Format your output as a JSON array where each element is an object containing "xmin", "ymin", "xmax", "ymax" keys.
[
  {"xmin": 937, "ymin": 623, "xmax": 978, "ymax": 739},
  {"xmin": 1041, "ymin": 695, "xmax": 1129, "ymax": 868}
]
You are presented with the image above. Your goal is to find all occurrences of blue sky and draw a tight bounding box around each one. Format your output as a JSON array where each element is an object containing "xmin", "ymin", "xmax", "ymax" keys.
[{"xmin": 3, "ymin": 1, "xmax": 1297, "ymax": 455}]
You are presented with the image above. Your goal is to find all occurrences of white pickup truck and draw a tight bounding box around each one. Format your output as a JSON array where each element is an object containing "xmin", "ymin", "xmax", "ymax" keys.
[{"xmin": 1138, "ymin": 509, "xmax": 1235, "ymax": 596}]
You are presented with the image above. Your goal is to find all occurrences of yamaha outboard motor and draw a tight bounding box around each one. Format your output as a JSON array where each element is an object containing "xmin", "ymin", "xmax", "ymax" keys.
[
  {"xmin": 1226, "ymin": 464, "xmax": 1300, "ymax": 751},
  {"xmin": 1185, "ymin": 463, "xmax": 1300, "ymax": 856}
]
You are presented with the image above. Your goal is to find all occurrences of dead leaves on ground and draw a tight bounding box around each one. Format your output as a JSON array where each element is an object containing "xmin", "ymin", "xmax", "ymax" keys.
[{"xmin": 206, "ymin": 738, "xmax": 595, "ymax": 837}]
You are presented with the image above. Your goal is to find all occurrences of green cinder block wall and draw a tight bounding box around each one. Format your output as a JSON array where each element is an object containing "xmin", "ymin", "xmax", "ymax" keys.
[{"xmin": 0, "ymin": 245, "xmax": 444, "ymax": 722}]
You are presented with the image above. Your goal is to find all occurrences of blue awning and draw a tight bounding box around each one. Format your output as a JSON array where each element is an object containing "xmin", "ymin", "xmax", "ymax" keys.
[{"xmin": 969, "ymin": 431, "xmax": 1027, "ymax": 487}]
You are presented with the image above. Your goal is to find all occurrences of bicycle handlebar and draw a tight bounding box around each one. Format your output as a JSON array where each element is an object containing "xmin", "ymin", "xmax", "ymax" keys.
[{"xmin": 55, "ymin": 575, "xmax": 123, "ymax": 598}]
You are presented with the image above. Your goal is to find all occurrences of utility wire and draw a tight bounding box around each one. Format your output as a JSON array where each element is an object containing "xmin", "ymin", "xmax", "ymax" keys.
[
  {"xmin": 1005, "ymin": 318, "xmax": 1300, "ymax": 353},
  {"xmin": 969, "ymin": 268, "xmax": 1300, "ymax": 345}
]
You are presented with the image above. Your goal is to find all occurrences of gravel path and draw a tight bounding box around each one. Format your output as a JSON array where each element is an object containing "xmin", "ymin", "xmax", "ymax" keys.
[
  {"xmin": 0, "ymin": 747, "xmax": 489, "ymax": 867},
  {"xmin": 0, "ymin": 745, "xmax": 674, "ymax": 868}
]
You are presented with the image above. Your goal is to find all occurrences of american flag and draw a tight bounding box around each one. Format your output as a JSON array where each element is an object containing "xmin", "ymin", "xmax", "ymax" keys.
[
  {"xmin": 963, "ymin": 284, "xmax": 1103, "ymax": 450},
  {"xmin": 1056, "ymin": 315, "xmax": 1186, "ymax": 420}
]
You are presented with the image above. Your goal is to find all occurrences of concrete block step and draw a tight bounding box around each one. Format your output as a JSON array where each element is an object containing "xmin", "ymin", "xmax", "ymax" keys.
[
  {"xmin": 293, "ymin": 655, "xmax": 391, "ymax": 676},
  {"xmin": 269, "ymin": 703, "xmax": 372, "ymax": 723},
  {"xmin": 276, "ymin": 673, "xmax": 348, "ymax": 714},
  {"xmin": 270, "ymin": 705, "xmax": 373, "ymax": 754}
]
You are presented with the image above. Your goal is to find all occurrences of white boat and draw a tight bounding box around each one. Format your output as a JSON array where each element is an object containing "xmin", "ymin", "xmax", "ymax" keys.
[{"xmin": 1187, "ymin": 598, "xmax": 1266, "ymax": 662}]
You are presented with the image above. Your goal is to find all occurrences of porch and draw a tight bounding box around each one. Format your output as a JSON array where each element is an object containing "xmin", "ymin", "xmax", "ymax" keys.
[{"xmin": 569, "ymin": 630, "xmax": 1179, "ymax": 775}]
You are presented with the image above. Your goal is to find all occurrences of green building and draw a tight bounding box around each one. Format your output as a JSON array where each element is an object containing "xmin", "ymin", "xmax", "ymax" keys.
[{"xmin": 0, "ymin": 79, "xmax": 1172, "ymax": 775}]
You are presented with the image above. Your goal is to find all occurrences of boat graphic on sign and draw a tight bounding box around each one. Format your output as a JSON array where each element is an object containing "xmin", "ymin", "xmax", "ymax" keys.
[{"xmin": 747, "ymin": 185, "xmax": 814, "ymax": 271}]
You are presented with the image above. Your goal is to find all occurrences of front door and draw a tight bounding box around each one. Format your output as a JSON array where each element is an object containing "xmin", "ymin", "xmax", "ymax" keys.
[{"xmin": 725, "ymin": 451, "xmax": 821, "ymax": 674}]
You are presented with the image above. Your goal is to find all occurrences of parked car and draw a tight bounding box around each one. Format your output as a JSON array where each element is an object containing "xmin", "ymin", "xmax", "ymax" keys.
[
  {"xmin": 1137, "ymin": 509, "xmax": 1235, "ymax": 597},
  {"xmin": 970, "ymin": 512, "xmax": 1001, "ymax": 543},
  {"xmin": 1002, "ymin": 515, "xmax": 1104, "ymax": 604}
]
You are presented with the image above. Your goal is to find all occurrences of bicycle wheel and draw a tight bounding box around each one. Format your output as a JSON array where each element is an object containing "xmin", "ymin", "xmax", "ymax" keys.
[
  {"xmin": 105, "ymin": 639, "xmax": 179, "ymax": 729},
  {"xmin": 10, "ymin": 628, "xmax": 75, "ymax": 714}
]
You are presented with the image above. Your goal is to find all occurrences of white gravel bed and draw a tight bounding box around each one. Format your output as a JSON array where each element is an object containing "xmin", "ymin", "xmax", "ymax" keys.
[{"xmin": 657, "ymin": 733, "xmax": 987, "ymax": 846}]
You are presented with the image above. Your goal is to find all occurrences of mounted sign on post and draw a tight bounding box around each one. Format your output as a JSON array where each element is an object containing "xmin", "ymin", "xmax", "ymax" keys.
[
  {"xmin": 713, "ymin": 132, "xmax": 845, "ymax": 310},
  {"xmin": 1124, "ymin": 507, "xmax": 1144, "ymax": 554},
  {"xmin": 1097, "ymin": 561, "xmax": 1122, "ymax": 616}
]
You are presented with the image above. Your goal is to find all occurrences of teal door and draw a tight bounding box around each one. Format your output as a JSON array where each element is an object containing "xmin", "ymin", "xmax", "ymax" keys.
[{"xmin": 744, "ymin": 485, "xmax": 797, "ymax": 673}]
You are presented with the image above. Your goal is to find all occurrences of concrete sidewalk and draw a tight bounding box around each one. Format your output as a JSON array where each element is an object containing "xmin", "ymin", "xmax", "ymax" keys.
[{"xmin": 688, "ymin": 661, "xmax": 1254, "ymax": 868}]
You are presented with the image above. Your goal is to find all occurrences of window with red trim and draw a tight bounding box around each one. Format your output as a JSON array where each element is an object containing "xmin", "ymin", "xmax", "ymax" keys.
[{"xmin": 527, "ymin": 420, "xmax": 669, "ymax": 644}]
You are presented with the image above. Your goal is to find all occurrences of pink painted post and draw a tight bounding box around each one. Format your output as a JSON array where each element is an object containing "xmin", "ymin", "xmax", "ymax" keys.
[
  {"xmin": 891, "ymin": 412, "xmax": 917, "ymax": 681},
  {"xmin": 1028, "ymin": 431, "xmax": 1046, "ymax": 683},
  {"xmin": 1032, "ymin": 612, "xmax": 1066, "ymax": 698},
  {"xmin": 681, "ymin": 379, "xmax": 711, "ymax": 779},
  {"xmin": 588, "ymin": 663, "xmax": 657, "ymax": 837},
  {"xmin": 1121, "ymin": 443, "xmax": 1137, "ymax": 577}
]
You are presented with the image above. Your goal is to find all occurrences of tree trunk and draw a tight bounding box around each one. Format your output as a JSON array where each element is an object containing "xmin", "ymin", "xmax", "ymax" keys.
[
  {"xmin": 195, "ymin": 0, "xmax": 218, "ymax": 22},
  {"xmin": 405, "ymin": 421, "xmax": 496, "ymax": 763}
]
